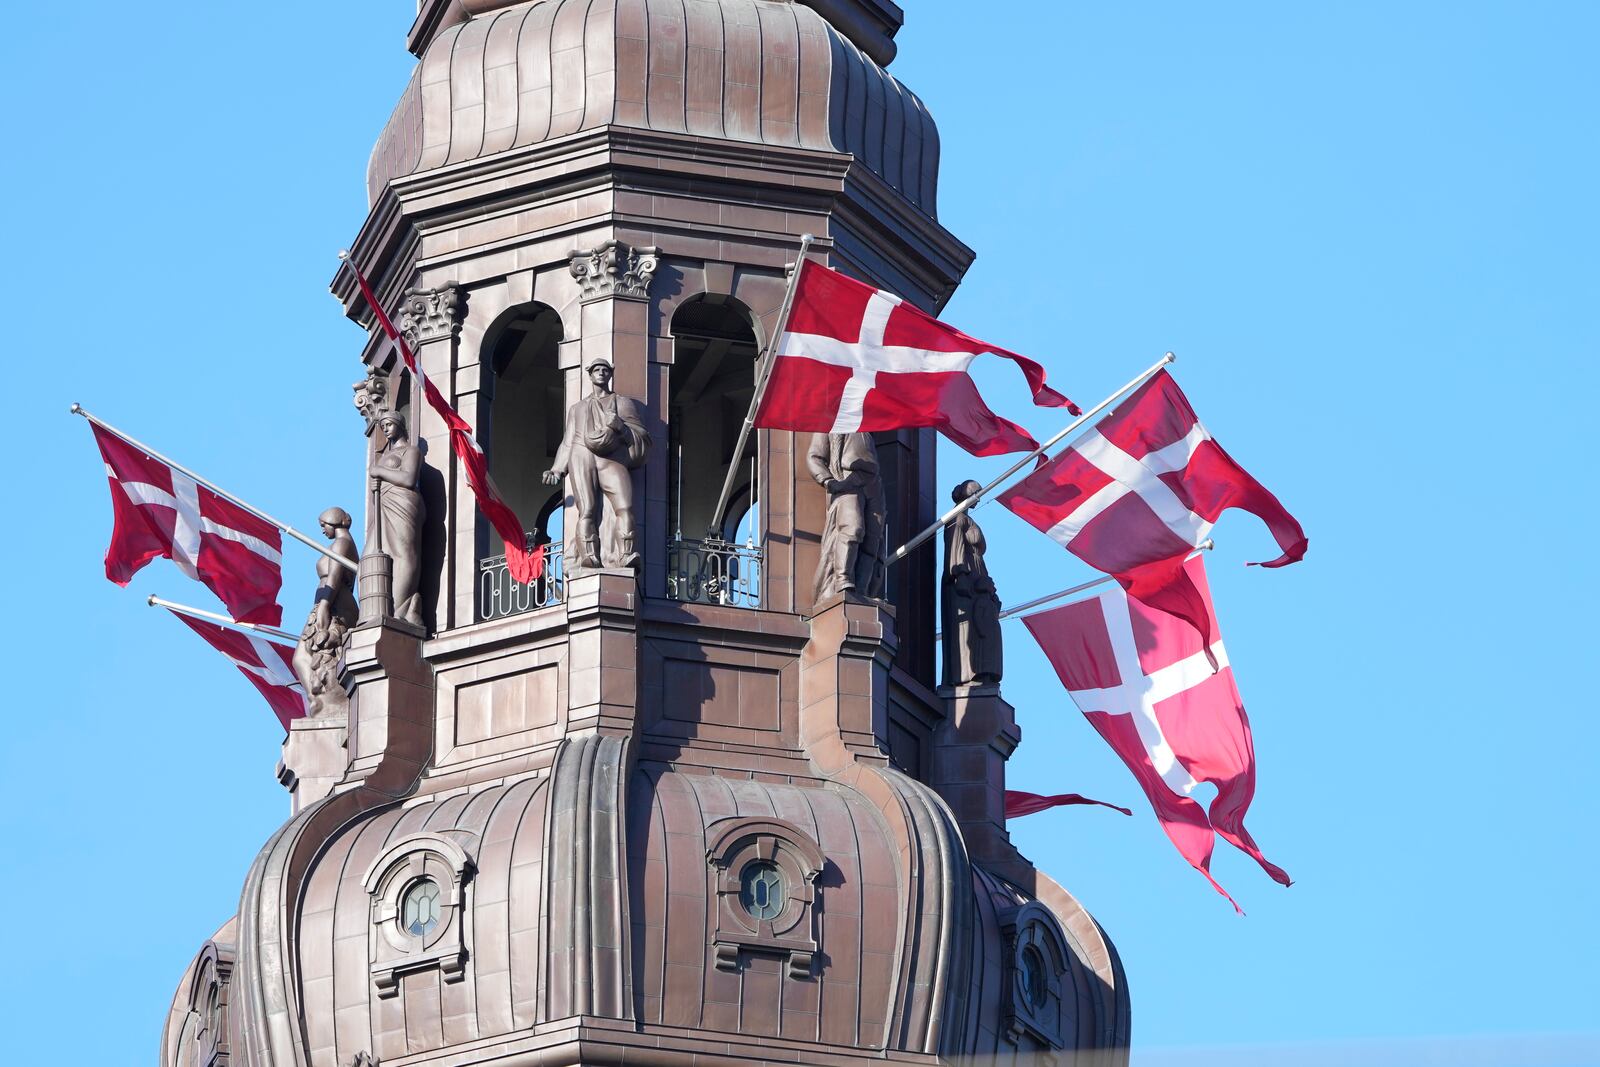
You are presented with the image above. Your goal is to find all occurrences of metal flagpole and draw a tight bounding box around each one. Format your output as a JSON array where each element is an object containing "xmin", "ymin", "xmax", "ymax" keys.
[
  {"xmin": 706, "ymin": 233, "xmax": 815, "ymax": 535},
  {"xmin": 71, "ymin": 403, "xmax": 359, "ymax": 573},
  {"xmin": 148, "ymin": 594, "xmax": 299, "ymax": 642},
  {"xmin": 931, "ymin": 543, "xmax": 1212, "ymax": 640},
  {"xmin": 887, "ymin": 351, "xmax": 1176, "ymax": 565}
]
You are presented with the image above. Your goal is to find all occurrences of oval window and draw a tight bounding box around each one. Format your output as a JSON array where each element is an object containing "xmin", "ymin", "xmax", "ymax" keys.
[
  {"xmin": 401, "ymin": 878, "xmax": 442, "ymax": 937},
  {"xmin": 739, "ymin": 861, "xmax": 784, "ymax": 920}
]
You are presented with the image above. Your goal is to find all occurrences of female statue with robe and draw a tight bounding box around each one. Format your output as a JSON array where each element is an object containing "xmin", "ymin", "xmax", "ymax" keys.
[
  {"xmin": 367, "ymin": 410, "xmax": 425, "ymax": 626},
  {"xmin": 942, "ymin": 479, "xmax": 1002, "ymax": 687},
  {"xmin": 293, "ymin": 506, "xmax": 359, "ymax": 715}
]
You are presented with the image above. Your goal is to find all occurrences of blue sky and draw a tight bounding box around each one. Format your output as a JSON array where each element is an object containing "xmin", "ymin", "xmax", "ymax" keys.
[{"xmin": 2, "ymin": 2, "xmax": 1596, "ymax": 1063}]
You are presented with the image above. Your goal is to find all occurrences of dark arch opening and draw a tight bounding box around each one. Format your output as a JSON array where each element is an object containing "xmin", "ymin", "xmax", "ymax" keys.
[
  {"xmin": 668, "ymin": 295, "xmax": 760, "ymax": 541},
  {"xmin": 482, "ymin": 302, "xmax": 564, "ymax": 553}
]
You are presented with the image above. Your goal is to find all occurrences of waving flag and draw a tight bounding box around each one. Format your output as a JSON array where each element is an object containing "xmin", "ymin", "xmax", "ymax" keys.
[
  {"xmin": 1024, "ymin": 556, "xmax": 1288, "ymax": 910},
  {"xmin": 91, "ymin": 423, "xmax": 283, "ymax": 626},
  {"xmin": 344, "ymin": 258, "xmax": 545, "ymax": 583},
  {"xmin": 754, "ymin": 260, "xmax": 1078, "ymax": 456},
  {"xmin": 168, "ymin": 610, "xmax": 306, "ymax": 729},
  {"xmin": 1005, "ymin": 791, "xmax": 1132, "ymax": 819},
  {"xmin": 999, "ymin": 370, "xmax": 1305, "ymax": 647}
]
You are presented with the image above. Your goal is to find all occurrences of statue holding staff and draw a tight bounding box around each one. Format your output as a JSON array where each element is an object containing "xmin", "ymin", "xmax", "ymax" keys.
[{"xmin": 367, "ymin": 410, "xmax": 424, "ymax": 626}]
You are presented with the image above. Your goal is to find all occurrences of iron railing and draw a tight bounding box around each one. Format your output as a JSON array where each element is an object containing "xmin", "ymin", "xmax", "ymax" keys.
[
  {"xmin": 478, "ymin": 541, "xmax": 564, "ymax": 621},
  {"xmin": 667, "ymin": 537, "xmax": 763, "ymax": 608}
]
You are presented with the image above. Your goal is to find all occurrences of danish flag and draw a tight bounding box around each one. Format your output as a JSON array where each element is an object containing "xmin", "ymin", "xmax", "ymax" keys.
[
  {"xmin": 1005, "ymin": 790, "xmax": 1132, "ymax": 819},
  {"xmin": 167, "ymin": 610, "xmax": 306, "ymax": 729},
  {"xmin": 344, "ymin": 259, "xmax": 545, "ymax": 583},
  {"xmin": 1024, "ymin": 556, "xmax": 1289, "ymax": 909},
  {"xmin": 999, "ymin": 370, "xmax": 1305, "ymax": 647},
  {"xmin": 91, "ymin": 423, "xmax": 284, "ymax": 626},
  {"xmin": 754, "ymin": 260, "xmax": 1078, "ymax": 456}
]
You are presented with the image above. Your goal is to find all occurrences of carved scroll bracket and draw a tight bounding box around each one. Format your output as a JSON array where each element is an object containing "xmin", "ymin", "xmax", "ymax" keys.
[
  {"xmin": 398, "ymin": 283, "xmax": 463, "ymax": 347},
  {"xmin": 568, "ymin": 241, "xmax": 660, "ymax": 302}
]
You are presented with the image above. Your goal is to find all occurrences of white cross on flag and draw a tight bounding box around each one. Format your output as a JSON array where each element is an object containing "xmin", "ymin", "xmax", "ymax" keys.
[
  {"xmin": 999, "ymin": 370, "xmax": 1305, "ymax": 648},
  {"xmin": 1024, "ymin": 556, "xmax": 1289, "ymax": 910},
  {"xmin": 754, "ymin": 260, "xmax": 1078, "ymax": 456},
  {"xmin": 167, "ymin": 610, "xmax": 306, "ymax": 729},
  {"xmin": 91, "ymin": 423, "xmax": 284, "ymax": 626}
]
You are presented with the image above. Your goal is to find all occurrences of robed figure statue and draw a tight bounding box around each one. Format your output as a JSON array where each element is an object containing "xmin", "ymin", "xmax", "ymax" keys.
[
  {"xmin": 941, "ymin": 479, "xmax": 1003, "ymax": 687},
  {"xmin": 367, "ymin": 410, "xmax": 425, "ymax": 626},
  {"xmin": 544, "ymin": 357, "xmax": 651, "ymax": 570},
  {"xmin": 293, "ymin": 507, "xmax": 359, "ymax": 715},
  {"xmin": 807, "ymin": 432, "xmax": 888, "ymax": 604}
]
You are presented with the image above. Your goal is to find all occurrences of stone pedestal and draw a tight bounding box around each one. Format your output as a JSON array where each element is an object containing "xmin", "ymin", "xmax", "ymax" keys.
[
  {"xmin": 799, "ymin": 594, "xmax": 896, "ymax": 771},
  {"xmin": 932, "ymin": 684, "xmax": 1020, "ymax": 863},
  {"xmin": 342, "ymin": 618, "xmax": 433, "ymax": 794},
  {"xmin": 277, "ymin": 714, "xmax": 349, "ymax": 813},
  {"xmin": 563, "ymin": 568, "xmax": 639, "ymax": 736}
]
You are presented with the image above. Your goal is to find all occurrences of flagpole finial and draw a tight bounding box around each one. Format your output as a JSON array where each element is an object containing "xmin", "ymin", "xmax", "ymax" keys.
[
  {"xmin": 800, "ymin": 232, "xmax": 814, "ymax": 243},
  {"xmin": 146, "ymin": 594, "xmax": 157, "ymax": 606},
  {"xmin": 1164, "ymin": 351, "xmax": 1177, "ymax": 364},
  {"xmin": 70, "ymin": 402, "xmax": 82, "ymax": 415},
  {"xmin": 1200, "ymin": 538, "xmax": 1215, "ymax": 551},
  {"xmin": 337, "ymin": 249, "xmax": 351, "ymax": 261}
]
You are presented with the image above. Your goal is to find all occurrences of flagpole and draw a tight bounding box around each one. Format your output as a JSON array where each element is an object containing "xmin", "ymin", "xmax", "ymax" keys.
[
  {"xmin": 148, "ymin": 594, "xmax": 298, "ymax": 642},
  {"xmin": 887, "ymin": 351, "xmax": 1176, "ymax": 565},
  {"xmin": 932, "ymin": 542, "xmax": 1212, "ymax": 640},
  {"xmin": 706, "ymin": 233, "xmax": 815, "ymax": 535},
  {"xmin": 71, "ymin": 404, "xmax": 359, "ymax": 574}
]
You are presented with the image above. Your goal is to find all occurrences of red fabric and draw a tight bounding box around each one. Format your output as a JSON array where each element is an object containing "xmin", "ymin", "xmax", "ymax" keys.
[
  {"xmin": 346, "ymin": 263, "xmax": 544, "ymax": 584},
  {"xmin": 753, "ymin": 260, "xmax": 1079, "ymax": 457},
  {"xmin": 1022, "ymin": 556, "xmax": 1290, "ymax": 911},
  {"xmin": 90, "ymin": 423, "xmax": 283, "ymax": 625},
  {"xmin": 1004, "ymin": 790, "xmax": 1133, "ymax": 819},
  {"xmin": 998, "ymin": 370, "xmax": 1306, "ymax": 646},
  {"xmin": 168, "ymin": 610, "xmax": 306, "ymax": 730}
]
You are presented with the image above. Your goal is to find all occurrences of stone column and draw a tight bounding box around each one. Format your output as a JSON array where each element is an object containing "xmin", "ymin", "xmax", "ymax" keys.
[
  {"xmin": 932, "ymin": 684, "xmax": 1021, "ymax": 863},
  {"xmin": 798, "ymin": 595, "xmax": 897, "ymax": 772},
  {"xmin": 399, "ymin": 282, "xmax": 464, "ymax": 631}
]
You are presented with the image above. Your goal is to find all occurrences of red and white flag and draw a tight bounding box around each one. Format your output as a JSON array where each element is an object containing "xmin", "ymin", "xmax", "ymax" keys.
[
  {"xmin": 168, "ymin": 610, "xmax": 306, "ymax": 730},
  {"xmin": 1024, "ymin": 556, "xmax": 1289, "ymax": 909},
  {"xmin": 1005, "ymin": 790, "xmax": 1132, "ymax": 819},
  {"xmin": 754, "ymin": 260, "xmax": 1078, "ymax": 456},
  {"xmin": 92, "ymin": 423, "xmax": 284, "ymax": 626},
  {"xmin": 999, "ymin": 370, "xmax": 1305, "ymax": 648},
  {"xmin": 345, "ymin": 261, "xmax": 545, "ymax": 584}
]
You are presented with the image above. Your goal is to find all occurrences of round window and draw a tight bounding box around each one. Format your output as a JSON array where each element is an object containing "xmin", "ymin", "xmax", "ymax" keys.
[
  {"xmin": 739, "ymin": 861, "xmax": 784, "ymax": 920},
  {"xmin": 1020, "ymin": 945, "xmax": 1049, "ymax": 1008},
  {"xmin": 401, "ymin": 878, "xmax": 442, "ymax": 937}
]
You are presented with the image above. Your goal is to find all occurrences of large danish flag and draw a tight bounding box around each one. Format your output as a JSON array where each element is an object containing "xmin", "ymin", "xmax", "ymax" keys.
[
  {"xmin": 168, "ymin": 610, "xmax": 306, "ymax": 730},
  {"xmin": 999, "ymin": 370, "xmax": 1305, "ymax": 647},
  {"xmin": 91, "ymin": 423, "xmax": 284, "ymax": 626},
  {"xmin": 754, "ymin": 260, "xmax": 1078, "ymax": 456},
  {"xmin": 1024, "ymin": 556, "xmax": 1289, "ymax": 909}
]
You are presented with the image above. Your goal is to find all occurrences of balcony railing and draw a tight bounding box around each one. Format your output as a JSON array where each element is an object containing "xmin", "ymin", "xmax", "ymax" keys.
[
  {"xmin": 478, "ymin": 541, "xmax": 564, "ymax": 621},
  {"xmin": 667, "ymin": 537, "xmax": 763, "ymax": 608}
]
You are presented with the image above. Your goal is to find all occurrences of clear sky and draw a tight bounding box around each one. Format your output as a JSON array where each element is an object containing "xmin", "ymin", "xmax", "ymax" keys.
[{"xmin": 2, "ymin": 2, "xmax": 1595, "ymax": 1064}]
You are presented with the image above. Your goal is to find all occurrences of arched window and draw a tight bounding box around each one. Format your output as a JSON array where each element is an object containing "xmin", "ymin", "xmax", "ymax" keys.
[
  {"xmin": 479, "ymin": 304, "xmax": 564, "ymax": 620},
  {"xmin": 667, "ymin": 296, "xmax": 763, "ymax": 606}
]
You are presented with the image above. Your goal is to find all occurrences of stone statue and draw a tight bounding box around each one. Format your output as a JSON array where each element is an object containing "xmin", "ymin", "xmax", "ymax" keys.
[
  {"xmin": 367, "ymin": 410, "xmax": 425, "ymax": 626},
  {"xmin": 544, "ymin": 357, "xmax": 651, "ymax": 570},
  {"xmin": 293, "ymin": 507, "xmax": 359, "ymax": 715},
  {"xmin": 942, "ymin": 480, "xmax": 1003, "ymax": 686},
  {"xmin": 807, "ymin": 432, "xmax": 887, "ymax": 604}
]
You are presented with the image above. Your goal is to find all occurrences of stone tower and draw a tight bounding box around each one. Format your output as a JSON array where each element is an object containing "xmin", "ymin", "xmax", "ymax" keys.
[{"xmin": 160, "ymin": 1, "xmax": 1129, "ymax": 1064}]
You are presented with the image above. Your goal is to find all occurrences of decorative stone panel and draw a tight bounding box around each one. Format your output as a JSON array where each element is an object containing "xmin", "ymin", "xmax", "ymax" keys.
[
  {"xmin": 1001, "ymin": 901, "xmax": 1072, "ymax": 1050},
  {"xmin": 360, "ymin": 833, "xmax": 475, "ymax": 997},
  {"xmin": 705, "ymin": 816, "xmax": 825, "ymax": 979}
]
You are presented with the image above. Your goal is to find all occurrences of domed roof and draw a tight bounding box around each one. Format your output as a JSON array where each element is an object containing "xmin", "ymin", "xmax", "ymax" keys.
[{"xmin": 367, "ymin": 0, "xmax": 940, "ymax": 213}]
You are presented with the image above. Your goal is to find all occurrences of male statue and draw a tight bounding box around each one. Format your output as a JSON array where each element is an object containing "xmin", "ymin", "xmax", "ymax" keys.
[
  {"xmin": 941, "ymin": 479, "xmax": 1003, "ymax": 686},
  {"xmin": 293, "ymin": 507, "xmax": 359, "ymax": 715},
  {"xmin": 544, "ymin": 357, "xmax": 651, "ymax": 570},
  {"xmin": 807, "ymin": 432, "xmax": 887, "ymax": 604}
]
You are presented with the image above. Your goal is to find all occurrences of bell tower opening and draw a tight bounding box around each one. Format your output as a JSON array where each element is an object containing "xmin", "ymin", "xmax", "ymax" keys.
[
  {"xmin": 479, "ymin": 302, "xmax": 564, "ymax": 619},
  {"xmin": 667, "ymin": 294, "xmax": 761, "ymax": 606}
]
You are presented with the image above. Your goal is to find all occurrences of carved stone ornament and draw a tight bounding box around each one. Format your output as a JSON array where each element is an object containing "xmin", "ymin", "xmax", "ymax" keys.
[
  {"xmin": 348, "ymin": 1054, "xmax": 379, "ymax": 1067},
  {"xmin": 398, "ymin": 283, "xmax": 462, "ymax": 347},
  {"xmin": 360, "ymin": 833, "xmax": 475, "ymax": 997},
  {"xmin": 1000, "ymin": 901, "xmax": 1072, "ymax": 1052},
  {"xmin": 705, "ymin": 817, "xmax": 825, "ymax": 979},
  {"xmin": 352, "ymin": 365, "xmax": 389, "ymax": 431},
  {"xmin": 568, "ymin": 240, "xmax": 660, "ymax": 301}
]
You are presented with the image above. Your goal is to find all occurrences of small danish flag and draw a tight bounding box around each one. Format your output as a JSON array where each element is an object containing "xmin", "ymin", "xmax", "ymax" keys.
[
  {"xmin": 91, "ymin": 423, "xmax": 284, "ymax": 626},
  {"xmin": 754, "ymin": 260, "xmax": 1078, "ymax": 456},
  {"xmin": 167, "ymin": 610, "xmax": 306, "ymax": 729}
]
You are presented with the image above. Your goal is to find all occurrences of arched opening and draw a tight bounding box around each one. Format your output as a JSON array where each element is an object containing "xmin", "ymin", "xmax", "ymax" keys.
[
  {"xmin": 478, "ymin": 303, "xmax": 564, "ymax": 620},
  {"xmin": 668, "ymin": 295, "xmax": 762, "ymax": 606}
]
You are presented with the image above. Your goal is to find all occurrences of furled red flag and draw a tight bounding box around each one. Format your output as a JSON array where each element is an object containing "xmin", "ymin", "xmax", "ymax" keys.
[
  {"xmin": 1024, "ymin": 556, "xmax": 1289, "ymax": 910},
  {"xmin": 1005, "ymin": 790, "xmax": 1133, "ymax": 819},
  {"xmin": 90, "ymin": 423, "xmax": 284, "ymax": 626},
  {"xmin": 167, "ymin": 610, "xmax": 306, "ymax": 730},
  {"xmin": 754, "ymin": 259, "xmax": 1079, "ymax": 456},
  {"xmin": 998, "ymin": 369, "xmax": 1305, "ymax": 649},
  {"xmin": 344, "ymin": 259, "xmax": 545, "ymax": 584}
]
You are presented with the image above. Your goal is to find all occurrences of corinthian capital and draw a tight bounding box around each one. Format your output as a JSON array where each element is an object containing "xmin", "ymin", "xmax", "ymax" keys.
[
  {"xmin": 398, "ymin": 283, "xmax": 463, "ymax": 347},
  {"xmin": 568, "ymin": 241, "xmax": 660, "ymax": 301}
]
